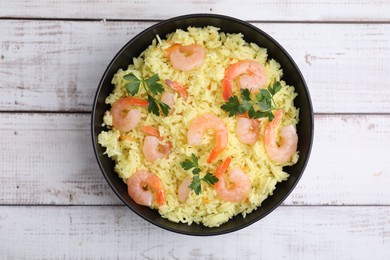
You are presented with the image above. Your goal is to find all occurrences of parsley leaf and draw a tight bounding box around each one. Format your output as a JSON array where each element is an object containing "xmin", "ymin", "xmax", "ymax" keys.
[
  {"xmin": 158, "ymin": 101, "xmax": 170, "ymax": 117},
  {"xmin": 180, "ymin": 154, "xmax": 219, "ymax": 195},
  {"xmin": 180, "ymin": 157, "xmax": 198, "ymax": 171},
  {"xmin": 239, "ymin": 100, "xmax": 252, "ymax": 113},
  {"xmin": 220, "ymin": 96, "xmax": 242, "ymax": 117},
  {"xmin": 241, "ymin": 88, "xmax": 251, "ymax": 101},
  {"xmin": 125, "ymin": 82, "xmax": 140, "ymax": 96},
  {"xmin": 189, "ymin": 175, "xmax": 202, "ymax": 195},
  {"xmin": 191, "ymin": 153, "xmax": 198, "ymax": 166},
  {"xmin": 180, "ymin": 153, "xmax": 200, "ymax": 174},
  {"xmin": 147, "ymin": 95, "xmax": 160, "ymax": 116},
  {"xmin": 123, "ymin": 73, "xmax": 140, "ymax": 82},
  {"xmin": 123, "ymin": 73, "xmax": 169, "ymax": 117},
  {"xmin": 202, "ymin": 173, "xmax": 219, "ymax": 185},
  {"xmin": 123, "ymin": 73, "xmax": 141, "ymax": 96},
  {"xmin": 260, "ymin": 88, "xmax": 271, "ymax": 99},
  {"xmin": 268, "ymin": 81, "xmax": 281, "ymax": 95},
  {"xmin": 145, "ymin": 74, "xmax": 164, "ymax": 95},
  {"xmin": 221, "ymin": 81, "xmax": 283, "ymax": 121}
]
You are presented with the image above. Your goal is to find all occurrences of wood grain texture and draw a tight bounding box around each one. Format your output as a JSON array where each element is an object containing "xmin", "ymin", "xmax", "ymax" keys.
[
  {"xmin": 2, "ymin": 1, "xmax": 389, "ymax": 258},
  {"xmin": 1, "ymin": 113, "xmax": 389, "ymax": 206},
  {"xmin": 1, "ymin": 2, "xmax": 389, "ymax": 259},
  {"xmin": 0, "ymin": 113, "xmax": 120, "ymax": 205},
  {"xmin": 1, "ymin": 0, "xmax": 390, "ymax": 21},
  {"xmin": 1, "ymin": 20, "xmax": 390, "ymax": 113},
  {"xmin": 0, "ymin": 206, "xmax": 389, "ymax": 259}
]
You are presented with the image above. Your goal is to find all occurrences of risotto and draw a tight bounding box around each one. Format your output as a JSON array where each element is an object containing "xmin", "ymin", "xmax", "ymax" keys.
[{"xmin": 98, "ymin": 26, "xmax": 299, "ymax": 227}]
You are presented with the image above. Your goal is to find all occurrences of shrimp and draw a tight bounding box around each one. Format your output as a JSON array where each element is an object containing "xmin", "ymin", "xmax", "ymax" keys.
[
  {"xmin": 165, "ymin": 79, "xmax": 188, "ymax": 101},
  {"xmin": 236, "ymin": 117, "xmax": 260, "ymax": 145},
  {"xmin": 264, "ymin": 109, "xmax": 298, "ymax": 164},
  {"xmin": 142, "ymin": 135, "xmax": 171, "ymax": 163},
  {"xmin": 166, "ymin": 44, "xmax": 206, "ymax": 71},
  {"xmin": 222, "ymin": 60, "xmax": 267, "ymax": 101},
  {"xmin": 160, "ymin": 92, "xmax": 175, "ymax": 115},
  {"xmin": 214, "ymin": 157, "xmax": 250, "ymax": 202},
  {"xmin": 187, "ymin": 114, "xmax": 228, "ymax": 163},
  {"xmin": 178, "ymin": 177, "xmax": 192, "ymax": 203},
  {"xmin": 111, "ymin": 96, "xmax": 148, "ymax": 132},
  {"xmin": 127, "ymin": 170, "xmax": 165, "ymax": 206}
]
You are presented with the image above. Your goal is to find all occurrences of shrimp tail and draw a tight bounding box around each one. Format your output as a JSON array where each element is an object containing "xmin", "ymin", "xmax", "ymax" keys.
[
  {"xmin": 128, "ymin": 97, "xmax": 149, "ymax": 107},
  {"xmin": 147, "ymin": 174, "xmax": 165, "ymax": 206},
  {"xmin": 155, "ymin": 190, "xmax": 165, "ymax": 206},
  {"xmin": 165, "ymin": 79, "xmax": 174, "ymax": 86},
  {"xmin": 270, "ymin": 109, "xmax": 283, "ymax": 126},
  {"xmin": 142, "ymin": 125, "xmax": 161, "ymax": 138},
  {"xmin": 164, "ymin": 44, "xmax": 181, "ymax": 57},
  {"xmin": 166, "ymin": 141, "xmax": 173, "ymax": 150},
  {"xmin": 238, "ymin": 111, "xmax": 249, "ymax": 118},
  {"xmin": 165, "ymin": 79, "xmax": 188, "ymax": 101},
  {"xmin": 215, "ymin": 157, "xmax": 232, "ymax": 177},
  {"xmin": 207, "ymin": 147, "xmax": 223, "ymax": 163},
  {"xmin": 222, "ymin": 76, "xmax": 232, "ymax": 101}
]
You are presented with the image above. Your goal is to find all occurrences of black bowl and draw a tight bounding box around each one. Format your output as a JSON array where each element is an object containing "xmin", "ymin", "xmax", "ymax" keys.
[{"xmin": 91, "ymin": 14, "xmax": 314, "ymax": 236}]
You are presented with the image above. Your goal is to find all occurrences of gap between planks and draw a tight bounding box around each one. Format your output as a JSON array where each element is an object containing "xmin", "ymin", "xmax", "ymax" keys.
[{"xmin": 2, "ymin": 17, "xmax": 390, "ymax": 24}]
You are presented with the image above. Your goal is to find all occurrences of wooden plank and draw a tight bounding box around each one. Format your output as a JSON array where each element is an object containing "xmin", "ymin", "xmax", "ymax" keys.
[
  {"xmin": 287, "ymin": 114, "xmax": 390, "ymax": 206},
  {"xmin": 0, "ymin": 113, "xmax": 120, "ymax": 205},
  {"xmin": 1, "ymin": 113, "xmax": 390, "ymax": 206},
  {"xmin": 1, "ymin": 20, "xmax": 390, "ymax": 113},
  {"xmin": 0, "ymin": 206, "xmax": 389, "ymax": 259},
  {"xmin": 1, "ymin": 0, "xmax": 390, "ymax": 21}
]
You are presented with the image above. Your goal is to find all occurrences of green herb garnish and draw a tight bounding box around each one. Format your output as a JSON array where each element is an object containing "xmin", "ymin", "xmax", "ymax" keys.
[
  {"xmin": 123, "ymin": 73, "xmax": 170, "ymax": 116},
  {"xmin": 221, "ymin": 82, "xmax": 282, "ymax": 121},
  {"xmin": 180, "ymin": 154, "xmax": 219, "ymax": 195}
]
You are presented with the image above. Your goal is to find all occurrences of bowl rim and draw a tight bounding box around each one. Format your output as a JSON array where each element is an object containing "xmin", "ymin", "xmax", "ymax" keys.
[{"xmin": 91, "ymin": 13, "xmax": 314, "ymax": 236}]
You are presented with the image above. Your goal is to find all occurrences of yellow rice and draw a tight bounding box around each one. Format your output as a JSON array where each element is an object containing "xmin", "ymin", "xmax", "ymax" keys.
[{"xmin": 98, "ymin": 26, "xmax": 299, "ymax": 227}]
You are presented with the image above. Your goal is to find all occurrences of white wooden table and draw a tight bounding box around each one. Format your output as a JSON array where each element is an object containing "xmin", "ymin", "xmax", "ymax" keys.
[{"xmin": 1, "ymin": 1, "xmax": 390, "ymax": 259}]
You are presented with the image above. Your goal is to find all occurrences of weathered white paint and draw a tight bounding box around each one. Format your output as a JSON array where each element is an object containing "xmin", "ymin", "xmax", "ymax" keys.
[
  {"xmin": 0, "ymin": 206, "xmax": 389, "ymax": 259},
  {"xmin": 0, "ymin": 113, "xmax": 120, "ymax": 205},
  {"xmin": 1, "ymin": 2, "xmax": 389, "ymax": 258},
  {"xmin": 1, "ymin": 113, "xmax": 389, "ymax": 206},
  {"xmin": 1, "ymin": 0, "xmax": 390, "ymax": 21},
  {"xmin": 1, "ymin": 20, "xmax": 389, "ymax": 112}
]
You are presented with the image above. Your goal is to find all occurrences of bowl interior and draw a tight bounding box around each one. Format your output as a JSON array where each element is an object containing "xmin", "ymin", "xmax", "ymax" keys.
[{"xmin": 92, "ymin": 14, "xmax": 313, "ymax": 236}]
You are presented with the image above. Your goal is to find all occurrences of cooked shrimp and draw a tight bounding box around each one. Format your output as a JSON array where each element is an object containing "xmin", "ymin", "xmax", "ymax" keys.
[
  {"xmin": 264, "ymin": 109, "xmax": 298, "ymax": 164},
  {"xmin": 166, "ymin": 44, "xmax": 206, "ymax": 71},
  {"xmin": 111, "ymin": 96, "xmax": 148, "ymax": 132},
  {"xmin": 160, "ymin": 92, "xmax": 175, "ymax": 115},
  {"xmin": 236, "ymin": 117, "xmax": 260, "ymax": 145},
  {"xmin": 187, "ymin": 114, "xmax": 228, "ymax": 163},
  {"xmin": 214, "ymin": 157, "xmax": 250, "ymax": 202},
  {"xmin": 165, "ymin": 79, "xmax": 188, "ymax": 101},
  {"xmin": 178, "ymin": 177, "xmax": 192, "ymax": 203},
  {"xmin": 127, "ymin": 170, "xmax": 165, "ymax": 206},
  {"xmin": 142, "ymin": 136, "xmax": 171, "ymax": 163},
  {"xmin": 222, "ymin": 60, "xmax": 267, "ymax": 101},
  {"xmin": 142, "ymin": 125, "xmax": 172, "ymax": 162}
]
